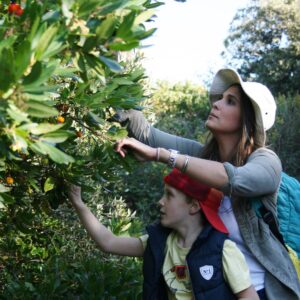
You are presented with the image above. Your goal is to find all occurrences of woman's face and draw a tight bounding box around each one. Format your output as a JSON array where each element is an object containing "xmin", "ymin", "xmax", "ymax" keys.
[{"xmin": 205, "ymin": 85, "xmax": 242, "ymax": 135}]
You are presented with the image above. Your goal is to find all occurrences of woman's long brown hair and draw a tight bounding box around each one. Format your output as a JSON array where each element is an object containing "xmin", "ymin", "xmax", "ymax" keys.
[{"xmin": 201, "ymin": 84, "xmax": 262, "ymax": 166}]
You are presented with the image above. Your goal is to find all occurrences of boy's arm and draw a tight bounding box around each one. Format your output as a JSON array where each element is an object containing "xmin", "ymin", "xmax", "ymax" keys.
[
  {"xmin": 68, "ymin": 184, "xmax": 144, "ymax": 257},
  {"xmin": 235, "ymin": 286, "xmax": 259, "ymax": 300}
]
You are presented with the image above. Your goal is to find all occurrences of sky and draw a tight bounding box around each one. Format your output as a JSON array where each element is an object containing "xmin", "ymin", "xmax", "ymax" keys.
[{"xmin": 141, "ymin": 0, "xmax": 250, "ymax": 84}]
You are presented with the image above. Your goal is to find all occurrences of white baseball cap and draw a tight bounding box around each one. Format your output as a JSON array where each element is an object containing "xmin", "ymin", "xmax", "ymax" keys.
[{"xmin": 209, "ymin": 68, "xmax": 277, "ymax": 145}]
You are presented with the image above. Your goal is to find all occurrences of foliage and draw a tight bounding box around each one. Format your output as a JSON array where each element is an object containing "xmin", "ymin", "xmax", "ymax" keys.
[
  {"xmin": 0, "ymin": 0, "xmax": 159, "ymax": 214},
  {"xmin": 149, "ymin": 80, "xmax": 210, "ymax": 142},
  {"xmin": 223, "ymin": 0, "xmax": 300, "ymax": 95},
  {"xmin": 222, "ymin": 0, "xmax": 300, "ymax": 177},
  {"xmin": 0, "ymin": 0, "xmax": 159, "ymax": 296},
  {"xmin": 1, "ymin": 186, "xmax": 144, "ymax": 297},
  {"xmin": 268, "ymin": 94, "xmax": 300, "ymax": 179}
]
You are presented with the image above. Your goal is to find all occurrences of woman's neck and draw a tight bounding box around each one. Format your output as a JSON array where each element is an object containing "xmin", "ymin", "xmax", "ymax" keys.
[{"xmin": 215, "ymin": 133, "xmax": 240, "ymax": 162}]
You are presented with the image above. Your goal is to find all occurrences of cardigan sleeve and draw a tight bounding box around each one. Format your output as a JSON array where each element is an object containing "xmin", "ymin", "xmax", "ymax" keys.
[
  {"xmin": 220, "ymin": 148, "xmax": 282, "ymax": 197},
  {"xmin": 121, "ymin": 109, "xmax": 203, "ymax": 156}
]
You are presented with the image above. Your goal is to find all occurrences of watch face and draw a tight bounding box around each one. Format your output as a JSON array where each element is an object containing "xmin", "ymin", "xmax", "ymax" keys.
[{"xmin": 168, "ymin": 149, "xmax": 179, "ymax": 168}]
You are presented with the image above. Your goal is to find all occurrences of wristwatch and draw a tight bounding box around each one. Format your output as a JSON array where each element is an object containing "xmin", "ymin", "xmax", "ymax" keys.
[{"xmin": 168, "ymin": 149, "xmax": 179, "ymax": 168}]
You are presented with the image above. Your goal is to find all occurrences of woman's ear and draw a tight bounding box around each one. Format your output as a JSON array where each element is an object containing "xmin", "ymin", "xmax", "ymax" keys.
[{"xmin": 190, "ymin": 198, "xmax": 201, "ymax": 215}]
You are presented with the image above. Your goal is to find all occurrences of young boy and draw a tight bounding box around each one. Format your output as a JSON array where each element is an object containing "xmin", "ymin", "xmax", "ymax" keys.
[{"xmin": 68, "ymin": 169, "xmax": 258, "ymax": 300}]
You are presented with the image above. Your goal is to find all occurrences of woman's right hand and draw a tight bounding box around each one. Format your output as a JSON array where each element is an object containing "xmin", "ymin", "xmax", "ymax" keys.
[{"xmin": 114, "ymin": 137, "xmax": 157, "ymax": 162}]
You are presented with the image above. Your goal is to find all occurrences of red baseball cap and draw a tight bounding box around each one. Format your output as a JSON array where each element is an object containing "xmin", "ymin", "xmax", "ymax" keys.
[{"xmin": 164, "ymin": 169, "xmax": 228, "ymax": 234}]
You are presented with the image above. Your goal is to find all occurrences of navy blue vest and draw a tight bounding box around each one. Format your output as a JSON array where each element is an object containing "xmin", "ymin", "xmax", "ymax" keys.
[{"xmin": 143, "ymin": 223, "xmax": 236, "ymax": 300}]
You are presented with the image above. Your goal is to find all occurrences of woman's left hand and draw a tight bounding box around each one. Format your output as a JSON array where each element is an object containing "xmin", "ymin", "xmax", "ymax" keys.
[{"xmin": 115, "ymin": 137, "xmax": 156, "ymax": 162}]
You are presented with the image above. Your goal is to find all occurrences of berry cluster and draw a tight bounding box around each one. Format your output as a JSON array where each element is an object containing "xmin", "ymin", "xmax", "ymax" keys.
[{"xmin": 8, "ymin": 2, "xmax": 23, "ymax": 16}]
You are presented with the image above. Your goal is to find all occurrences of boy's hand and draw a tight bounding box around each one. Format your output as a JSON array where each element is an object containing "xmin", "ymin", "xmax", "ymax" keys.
[{"xmin": 68, "ymin": 184, "xmax": 83, "ymax": 206}]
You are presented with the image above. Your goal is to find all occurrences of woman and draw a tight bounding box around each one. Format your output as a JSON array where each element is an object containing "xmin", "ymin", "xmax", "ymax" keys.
[{"xmin": 114, "ymin": 69, "xmax": 300, "ymax": 300}]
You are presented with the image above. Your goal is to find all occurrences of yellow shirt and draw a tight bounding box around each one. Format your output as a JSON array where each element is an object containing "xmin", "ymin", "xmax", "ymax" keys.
[{"xmin": 140, "ymin": 231, "xmax": 251, "ymax": 299}]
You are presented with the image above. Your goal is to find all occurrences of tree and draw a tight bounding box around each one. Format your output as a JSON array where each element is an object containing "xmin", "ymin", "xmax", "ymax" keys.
[
  {"xmin": 0, "ymin": 0, "xmax": 160, "ymax": 295},
  {"xmin": 223, "ymin": 0, "xmax": 300, "ymax": 95},
  {"xmin": 0, "ymin": 0, "xmax": 160, "ymax": 217},
  {"xmin": 268, "ymin": 94, "xmax": 300, "ymax": 178}
]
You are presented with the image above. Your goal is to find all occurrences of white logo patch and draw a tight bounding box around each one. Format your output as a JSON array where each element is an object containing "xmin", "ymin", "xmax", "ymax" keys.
[{"xmin": 199, "ymin": 265, "xmax": 214, "ymax": 280}]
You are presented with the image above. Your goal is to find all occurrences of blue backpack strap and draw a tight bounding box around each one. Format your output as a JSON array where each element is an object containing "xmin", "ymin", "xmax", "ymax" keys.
[
  {"xmin": 258, "ymin": 200, "xmax": 287, "ymax": 249},
  {"xmin": 251, "ymin": 196, "xmax": 287, "ymax": 250}
]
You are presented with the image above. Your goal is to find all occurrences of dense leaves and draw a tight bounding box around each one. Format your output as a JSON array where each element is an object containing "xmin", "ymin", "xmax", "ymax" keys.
[
  {"xmin": 222, "ymin": 0, "xmax": 300, "ymax": 177},
  {"xmin": 223, "ymin": 0, "xmax": 300, "ymax": 95},
  {"xmin": 0, "ymin": 0, "xmax": 158, "ymax": 296}
]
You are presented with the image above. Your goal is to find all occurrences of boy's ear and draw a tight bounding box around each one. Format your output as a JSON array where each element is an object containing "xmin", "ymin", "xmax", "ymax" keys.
[{"xmin": 190, "ymin": 199, "xmax": 201, "ymax": 215}]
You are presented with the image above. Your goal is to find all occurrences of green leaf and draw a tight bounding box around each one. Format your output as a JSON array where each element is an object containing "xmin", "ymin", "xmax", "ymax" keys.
[
  {"xmin": 84, "ymin": 53, "xmax": 105, "ymax": 76},
  {"xmin": 44, "ymin": 177, "xmax": 55, "ymax": 193},
  {"xmin": 109, "ymin": 41, "xmax": 139, "ymax": 51},
  {"xmin": 22, "ymin": 85, "xmax": 59, "ymax": 93},
  {"xmin": 42, "ymin": 10, "xmax": 60, "ymax": 22},
  {"xmin": 0, "ymin": 184, "xmax": 11, "ymax": 193},
  {"xmin": 0, "ymin": 193, "xmax": 15, "ymax": 207},
  {"xmin": 30, "ymin": 141, "xmax": 74, "ymax": 164},
  {"xmin": 134, "ymin": 9, "xmax": 155, "ymax": 26},
  {"xmin": 28, "ymin": 17, "xmax": 41, "ymax": 43},
  {"xmin": 98, "ymin": 0, "xmax": 127, "ymax": 15},
  {"xmin": 11, "ymin": 134, "xmax": 28, "ymax": 152},
  {"xmin": 35, "ymin": 25, "xmax": 58, "ymax": 61},
  {"xmin": 78, "ymin": 0, "xmax": 100, "ymax": 18},
  {"xmin": 95, "ymin": 15, "xmax": 118, "ymax": 41},
  {"xmin": 40, "ymin": 40, "xmax": 66, "ymax": 61},
  {"xmin": 107, "ymin": 127, "xmax": 128, "ymax": 140},
  {"xmin": 116, "ymin": 12, "xmax": 136, "ymax": 39},
  {"xmin": 0, "ymin": 48, "xmax": 15, "ymax": 92},
  {"xmin": 7, "ymin": 103, "xmax": 30, "ymax": 124},
  {"xmin": 54, "ymin": 67, "xmax": 77, "ymax": 77},
  {"xmin": 82, "ymin": 36, "xmax": 98, "ymax": 52},
  {"xmin": 14, "ymin": 40, "xmax": 32, "ymax": 81},
  {"xmin": 133, "ymin": 27, "xmax": 156, "ymax": 40},
  {"xmin": 0, "ymin": 36, "xmax": 17, "ymax": 53},
  {"xmin": 113, "ymin": 78, "xmax": 134, "ymax": 85},
  {"xmin": 41, "ymin": 131, "xmax": 74, "ymax": 144},
  {"xmin": 99, "ymin": 56, "xmax": 123, "ymax": 73},
  {"xmin": 23, "ymin": 62, "xmax": 42, "ymax": 85},
  {"xmin": 23, "ymin": 60, "xmax": 58, "ymax": 87},
  {"xmin": 24, "ymin": 92, "xmax": 52, "ymax": 101},
  {"xmin": 84, "ymin": 111, "xmax": 105, "ymax": 128},
  {"xmin": 29, "ymin": 123, "xmax": 64, "ymax": 135},
  {"xmin": 26, "ymin": 101, "xmax": 58, "ymax": 118},
  {"xmin": 146, "ymin": 1, "xmax": 164, "ymax": 8}
]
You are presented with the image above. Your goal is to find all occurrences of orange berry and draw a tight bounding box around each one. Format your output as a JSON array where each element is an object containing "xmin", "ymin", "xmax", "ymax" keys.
[
  {"xmin": 8, "ymin": 3, "xmax": 23, "ymax": 15},
  {"xmin": 8, "ymin": 3, "xmax": 20, "ymax": 14},
  {"xmin": 6, "ymin": 176, "xmax": 14, "ymax": 185},
  {"xmin": 57, "ymin": 116, "xmax": 65, "ymax": 123},
  {"xmin": 15, "ymin": 7, "xmax": 23, "ymax": 16},
  {"xmin": 76, "ymin": 131, "xmax": 83, "ymax": 138},
  {"xmin": 57, "ymin": 104, "xmax": 69, "ymax": 113}
]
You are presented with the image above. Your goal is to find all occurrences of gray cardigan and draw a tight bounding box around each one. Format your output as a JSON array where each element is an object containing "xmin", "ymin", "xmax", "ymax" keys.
[{"xmin": 119, "ymin": 109, "xmax": 300, "ymax": 300}]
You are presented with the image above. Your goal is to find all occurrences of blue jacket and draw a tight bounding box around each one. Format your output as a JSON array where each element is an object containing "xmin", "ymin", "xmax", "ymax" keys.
[{"xmin": 142, "ymin": 222, "xmax": 236, "ymax": 300}]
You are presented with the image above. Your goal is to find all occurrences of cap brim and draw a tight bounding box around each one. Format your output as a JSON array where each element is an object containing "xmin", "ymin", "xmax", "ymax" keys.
[{"xmin": 200, "ymin": 190, "xmax": 228, "ymax": 234}]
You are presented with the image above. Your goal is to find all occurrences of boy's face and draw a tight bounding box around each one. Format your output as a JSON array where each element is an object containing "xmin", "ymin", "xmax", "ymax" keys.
[{"xmin": 158, "ymin": 184, "xmax": 195, "ymax": 229}]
